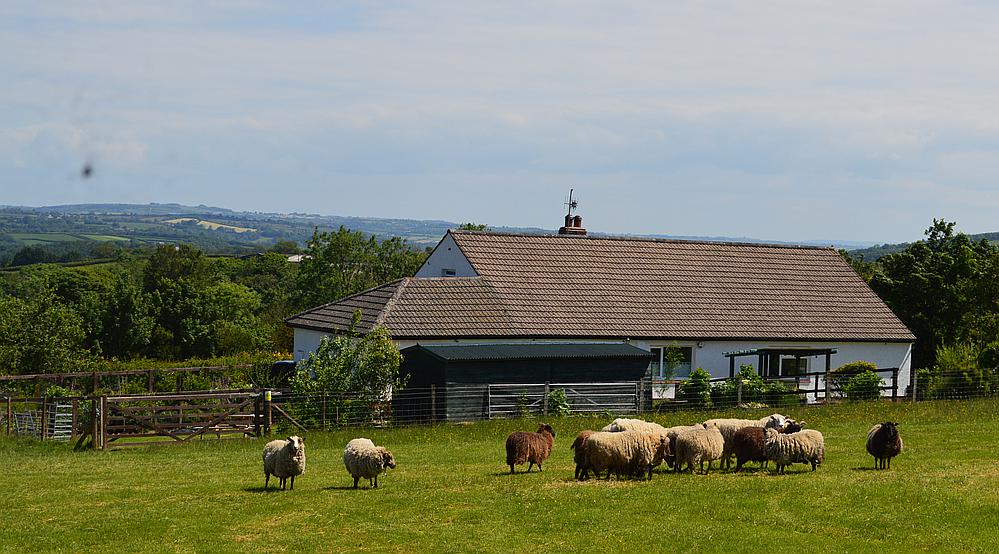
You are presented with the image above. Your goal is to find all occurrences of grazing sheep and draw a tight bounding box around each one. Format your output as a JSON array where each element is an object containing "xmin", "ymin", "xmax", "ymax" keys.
[
  {"xmin": 343, "ymin": 438, "xmax": 397, "ymax": 489},
  {"xmin": 664, "ymin": 424, "xmax": 706, "ymax": 470},
  {"xmin": 866, "ymin": 422, "xmax": 903, "ymax": 470},
  {"xmin": 571, "ymin": 430, "xmax": 596, "ymax": 480},
  {"xmin": 703, "ymin": 414, "xmax": 789, "ymax": 469},
  {"xmin": 506, "ymin": 423, "xmax": 556, "ymax": 474},
  {"xmin": 674, "ymin": 426, "xmax": 725, "ymax": 474},
  {"xmin": 732, "ymin": 420, "xmax": 805, "ymax": 472},
  {"xmin": 584, "ymin": 430, "xmax": 669, "ymax": 480},
  {"xmin": 262, "ymin": 435, "xmax": 306, "ymax": 490},
  {"xmin": 763, "ymin": 427, "xmax": 825, "ymax": 474},
  {"xmin": 601, "ymin": 418, "xmax": 668, "ymax": 434}
]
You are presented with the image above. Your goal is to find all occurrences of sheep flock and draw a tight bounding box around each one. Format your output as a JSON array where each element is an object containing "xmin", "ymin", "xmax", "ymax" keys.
[{"xmin": 257, "ymin": 413, "xmax": 902, "ymax": 491}]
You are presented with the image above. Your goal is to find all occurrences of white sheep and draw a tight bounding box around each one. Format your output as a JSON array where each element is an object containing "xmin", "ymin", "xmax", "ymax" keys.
[
  {"xmin": 674, "ymin": 426, "xmax": 725, "ymax": 474},
  {"xmin": 584, "ymin": 430, "xmax": 669, "ymax": 480},
  {"xmin": 664, "ymin": 424, "xmax": 706, "ymax": 470},
  {"xmin": 600, "ymin": 418, "xmax": 668, "ymax": 434},
  {"xmin": 343, "ymin": 438, "xmax": 397, "ymax": 489},
  {"xmin": 762, "ymin": 427, "xmax": 825, "ymax": 474},
  {"xmin": 262, "ymin": 435, "xmax": 306, "ymax": 490},
  {"xmin": 703, "ymin": 413, "xmax": 789, "ymax": 469}
]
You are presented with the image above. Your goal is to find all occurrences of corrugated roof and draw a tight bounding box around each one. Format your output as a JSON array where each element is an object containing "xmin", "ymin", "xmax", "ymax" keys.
[
  {"xmin": 286, "ymin": 231, "xmax": 915, "ymax": 342},
  {"xmin": 403, "ymin": 343, "xmax": 654, "ymax": 362}
]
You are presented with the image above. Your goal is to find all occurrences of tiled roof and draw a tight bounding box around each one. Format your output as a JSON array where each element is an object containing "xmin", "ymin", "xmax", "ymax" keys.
[
  {"xmin": 403, "ymin": 343, "xmax": 654, "ymax": 362},
  {"xmin": 286, "ymin": 231, "xmax": 915, "ymax": 342}
]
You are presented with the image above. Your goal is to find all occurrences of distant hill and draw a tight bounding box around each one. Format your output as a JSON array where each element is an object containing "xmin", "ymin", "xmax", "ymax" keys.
[{"xmin": 848, "ymin": 232, "xmax": 999, "ymax": 261}]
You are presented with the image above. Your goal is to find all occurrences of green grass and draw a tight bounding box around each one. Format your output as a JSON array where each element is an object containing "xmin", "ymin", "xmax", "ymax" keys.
[
  {"xmin": 2, "ymin": 399, "xmax": 997, "ymax": 553},
  {"xmin": 7, "ymin": 232, "xmax": 86, "ymax": 244}
]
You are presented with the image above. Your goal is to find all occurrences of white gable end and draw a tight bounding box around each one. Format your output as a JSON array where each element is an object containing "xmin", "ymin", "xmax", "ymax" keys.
[{"xmin": 415, "ymin": 233, "xmax": 477, "ymax": 277}]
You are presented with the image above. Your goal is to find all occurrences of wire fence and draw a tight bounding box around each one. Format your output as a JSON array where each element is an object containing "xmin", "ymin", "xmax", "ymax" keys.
[{"xmin": 2, "ymin": 367, "xmax": 996, "ymax": 444}]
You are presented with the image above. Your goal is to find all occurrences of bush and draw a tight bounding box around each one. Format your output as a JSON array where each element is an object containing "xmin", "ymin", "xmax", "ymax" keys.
[
  {"xmin": 547, "ymin": 388, "xmax": 570, "ymax": 416},
  {"xmin": 842, "ymin": 370, "xmax": 883, "ymax": 400},
  {"xmin": 829, "ymin": 360, "xmax": 878, "ymax": 396},
  {"xmin": 677, "ymin": 367, "xmax": 712, "ymax": 408},
  {"xmin": 709, "ymin": 365, "xmax": 799, "ymax": 408},
  {"xmin": 922, "ymin": 343, "xmax": 995, "ymax": 399}
]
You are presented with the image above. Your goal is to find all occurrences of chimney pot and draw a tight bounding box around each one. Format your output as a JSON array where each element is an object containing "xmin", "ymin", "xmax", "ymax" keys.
[{"xmin": 573, "ymin": 215, "xmax": 582, "ymax": 228}]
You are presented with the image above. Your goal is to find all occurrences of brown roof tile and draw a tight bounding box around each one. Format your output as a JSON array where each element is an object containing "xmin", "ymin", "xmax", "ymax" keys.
[{"xmin": 286, "ymin": 231, "xmax": 915, "ymax": 342}]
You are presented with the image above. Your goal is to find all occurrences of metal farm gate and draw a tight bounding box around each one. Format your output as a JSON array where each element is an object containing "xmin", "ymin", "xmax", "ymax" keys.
[{"xmin": 487, "ymin": 382, "xmax": 640, "ymax": 419}]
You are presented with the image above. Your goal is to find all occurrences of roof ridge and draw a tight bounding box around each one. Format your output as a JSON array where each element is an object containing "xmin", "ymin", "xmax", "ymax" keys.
[
  {"xmin": 450, "ymin": 229, "xmax": 838, "ymax": 251},
  {"xmin": 376, "ymin": 277, "xmax": 410, "ymax": 327},
  {"xmin": 284, "ymin": 278, "xmax": 406, "ymax": 323}
]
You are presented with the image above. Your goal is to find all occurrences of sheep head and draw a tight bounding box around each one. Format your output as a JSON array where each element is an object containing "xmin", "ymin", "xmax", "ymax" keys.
[
  {"xmin": 378, "ymin": 447, "xmax": 397, "ymax": 469},
  {"xmin": 881, "ymin": 422, "xmax": 899, "ymax": 440},
  {"xmin": 286, "ymin": 436, "xmax": 305, "ymax": 454},
  {"xmin": 783, "ymin": 420, "xmax": 805, "ymax": 433},
  {"xmin": 537, "ymin": 423, "xmax": 556, "ymax": 438}
]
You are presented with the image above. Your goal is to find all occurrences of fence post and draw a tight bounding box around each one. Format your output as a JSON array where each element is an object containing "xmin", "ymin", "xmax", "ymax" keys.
[
  {"xmin": 430, "ymin": 384, "xmax": 437, "ymax": 422},
  {"xmin": 824, "ymin": 356, "xmax": 832, "ymax": 403},
  {"xmin": 911, "ymin": 365, "xmax": 918, "ymax": 402},
  {"xmin": 637, "ymin": 380, "xmax": 644, "ymax": 413},
  {"xmin": 6, "ymin": 396, "xmax": 12, "ymax": 436},
  {"xmin": 90, "ymin": 396, "xmax": 99, "ymax": 449},
  {"xmin": 737, "ymin": 377, "xmax": 743, "ymax": 405},
  {"xmin": 41, "ymin": 396, "xmax": 49, "ymax": 440},
  {"xmin": 543, "ymin": 382, "xmax": 550, "ymax": 417},
  {"xmin": 253, "ymin": 394, "xmax": 261, "ymax": 437},
  {"xmin": 321, "ymin": 392, "xmax": 327, "ymax": 430},
  {"xmin": 100, "ymin": 396, "xmax": 108, "ymax": 450},
  {"xmin": 71, "ymin": 399, "xmax": 79, "ymax": 440},
  {"xmin": 891, "ymin": 368, "xmax": 899, "ymax": 401},
  {"xmin": 264, "ymin": 390, "xmax": 272, "ymax": 435},
  {"xmin": 147, "ymin": 370, "xmax": 155, "ymax": 393}
]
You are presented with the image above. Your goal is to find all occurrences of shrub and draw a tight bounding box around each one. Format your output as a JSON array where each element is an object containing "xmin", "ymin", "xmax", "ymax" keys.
[
  {"xmin": 677, "ymin": 367, "xmax": 712, "ymax": 408},
  {"xmin": 829, "ymin": 360, "xmax": 878, "ymax": 396},
  {"xmin": 709, "ymin": 365, "xmax": 799, "ymax": 408},
  {"xmin": 842, "ymin": 370, "xmax": 883, "ymax": 400},
  {"xmin": 922, "ymin": 343, "xmax": 995, "ymax": 399},
  {"xmin": 547, "ymin": 388, "xmax": 570, "ymax": 416}
]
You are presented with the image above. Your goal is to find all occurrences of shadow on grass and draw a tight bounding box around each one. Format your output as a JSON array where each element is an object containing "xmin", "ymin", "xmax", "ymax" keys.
[
  {"xmin": 323, "ymin": 485, "xmax": 376, "ymax": 491},
  {"xmin": 242, "ymin": 486, "xmax": 286, "ymax": 493},
  {"xmin": 851, "ymin": 466, "xmax": 887, "ymax": 472}
]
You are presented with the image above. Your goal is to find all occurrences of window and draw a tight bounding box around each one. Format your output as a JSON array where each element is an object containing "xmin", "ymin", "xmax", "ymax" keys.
[
  {"xmin": 649, "ymin": 346, "xmax": 693, "ymax": 379},
  {"xmin": 441, "ymin": 268, "xmax": 456, "ymax": 277},
  {"xmin": 778, "ymin": 356, "xmax": 808, "ymax": 377}
]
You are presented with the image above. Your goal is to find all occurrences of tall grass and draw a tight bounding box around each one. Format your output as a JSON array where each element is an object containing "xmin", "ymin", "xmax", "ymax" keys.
[{"xmin": 1, "ymin": 399, "xmax": 997, "ymax": 552}]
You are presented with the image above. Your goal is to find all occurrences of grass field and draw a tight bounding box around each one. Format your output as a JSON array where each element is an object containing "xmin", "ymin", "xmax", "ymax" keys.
[{"xmin": 2, "ymin": 399, "xmax": 997, "ymax": 553}]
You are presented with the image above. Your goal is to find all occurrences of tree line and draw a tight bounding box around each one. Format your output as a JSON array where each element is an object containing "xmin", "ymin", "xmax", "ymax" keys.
[
  {"xmin": 844, "ymin": 219, "xmax": 999, "ymax": 397},
  {"xmin": 0, "ymin": 227, "xmax": 426, "ymax": 377}
]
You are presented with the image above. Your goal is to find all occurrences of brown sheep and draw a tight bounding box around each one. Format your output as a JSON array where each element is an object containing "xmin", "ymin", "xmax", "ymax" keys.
[
  {"xmin": 732, "ymin": 420, "xmax": 804, "ymax": 472},
  {"xmin": 506, "ymin": 423, "xmax": 556, "ymax": 474},
  {"xmin": 571, "ymin": 430, "xmax": 596, "ymax": 480},
  {"xmin": 866, "ymin": 422, "xmax": 903, "ymax": 469}
]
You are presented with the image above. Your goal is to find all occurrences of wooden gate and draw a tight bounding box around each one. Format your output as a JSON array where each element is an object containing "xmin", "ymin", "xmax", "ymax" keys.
[{"xmin": 98, "ymin": 391, "xmax": 260, "ymax": 448}]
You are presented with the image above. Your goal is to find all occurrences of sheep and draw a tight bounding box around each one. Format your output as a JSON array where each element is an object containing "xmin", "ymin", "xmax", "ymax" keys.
[
  {"xmin": 570, "ymin": 430, "xmax": 596, "ymax": 480},
  {"xmin": 262, "ymin": 435, "xmax": 306, "ymax": 490},
  {"xmin": 866, "ymin": 422, "xmax": 903, "ymax": 470},
  {"xmin": 674, "ymin": 426, "xmax": 725, "ymax": 474},
  {"xmin": 703, "ymin": 413, "xmax": 789, "ymax": 470},
  {"xmin": 664, "ymin": 424, "xmax": 706, "ymax": 470},
  {"xmin": 601, "ymin": 418, "xmax": 668, "ymax": 434},
  {"xmin": 343, "ymin": 438, "xmax": 396, "ymax": 489},
  {"xmin": 505, "ymin": 423, "xmax": 556, "ymax": 474},
  {"xmin": 763, "ymin": 427, "xmax": 825, "ymax": 474},
  {"xmin": 732, "ymin": 419, "xmax": 805, "ymax": 472},
  {"xmin": 583, "ymin": 430, "xmax": 670, "ymax": 480}
]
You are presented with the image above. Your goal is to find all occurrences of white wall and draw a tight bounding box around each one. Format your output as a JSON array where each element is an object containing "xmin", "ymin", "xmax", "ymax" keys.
[
  {"xmin": 414, "ymin": 234, "xmax": 477, "ymax": 278},
  {"xmin": 293, "ymin": 330, "xmax": 912, "ymax": 398}
]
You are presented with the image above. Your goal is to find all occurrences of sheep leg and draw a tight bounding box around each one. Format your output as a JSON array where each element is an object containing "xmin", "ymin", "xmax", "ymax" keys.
[
  {"xmin": 509, "ymin": 464, "xmax": 515, "ymax": 474},
  {"xmin": 646, "ymin": 465, "xmax": 653, "ymax": 481},
  {"xmin": 887, "ymin": 457, "xmax": 891, "ymax": 470},
  {"xmin": 374, "ymin": 476, "xmax": 378, "ymax": 488},
  {"xmin": 537, "ymin": 463, "xmax": 543, "ymax": 472},
  {"xmin": 265, "ymin": 473, "xmax": 270, "ymax": 489},
  {"xmin": 290, "ymin": 476, "xmax": 295, "ymax": 490},
  {"xmin": 280, "ymin": 477, "xmax": 286, "ymax": 490},
  {"xmin": 527, "ymin": 462, "xmax": 534, "ymax": 473},
  {"xmin": 353, "ymin": 476, "xmax": 360, "ymax": 489}
]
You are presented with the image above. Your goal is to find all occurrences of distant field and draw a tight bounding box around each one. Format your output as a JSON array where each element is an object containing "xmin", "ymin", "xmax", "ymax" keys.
[
  {"xmin": 79, "ymin": 234, "xmax": 130, "ymax": 242},
  {"xmin": 7, "ymin": 232, "xmax": 86, "ymax": 244},
  {"xmin": 1, "ymin": 399, "xmax": 997, "ymax": 552},
  {"xmin": 164, "ymin": 217, "xmax": 257, "ymax": 233}
]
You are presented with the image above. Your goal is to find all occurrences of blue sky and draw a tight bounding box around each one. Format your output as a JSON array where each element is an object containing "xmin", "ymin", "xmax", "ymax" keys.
[{"xmin": 2, "ymin": 1, "xmax": 999, "ymax": 243}]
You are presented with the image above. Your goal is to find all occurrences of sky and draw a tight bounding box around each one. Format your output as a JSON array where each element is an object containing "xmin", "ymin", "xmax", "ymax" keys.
[{"xmin": 2, "ymin": 1, "xmax": 999, "ymax": 244}]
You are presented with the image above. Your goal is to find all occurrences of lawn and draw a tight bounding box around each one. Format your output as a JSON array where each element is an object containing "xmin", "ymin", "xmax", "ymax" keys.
[{"xmin": 2, "ymin": 399, "xmax": 997, "ymax": 553}]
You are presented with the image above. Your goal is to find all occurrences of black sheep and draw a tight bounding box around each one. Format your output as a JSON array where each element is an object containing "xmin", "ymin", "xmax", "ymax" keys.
[{"xmin": 866, "ymin": 422, "xmax": 903, "ymax": 469}]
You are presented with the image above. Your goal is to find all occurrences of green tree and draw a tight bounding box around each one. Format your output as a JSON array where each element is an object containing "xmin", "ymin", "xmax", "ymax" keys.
[
  {"xmin": 294, "ymin": 227, "xmax": 425, "ymax": 310},
  {"xmin": 457, "ymin": 223, "xmax": 488, "ymax": 231},
  {"xmin": 0, "ymin": 293, "xmax": 87, "ymax": 374}
]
